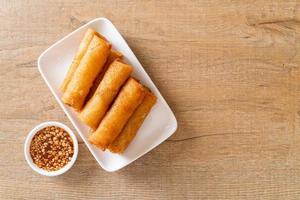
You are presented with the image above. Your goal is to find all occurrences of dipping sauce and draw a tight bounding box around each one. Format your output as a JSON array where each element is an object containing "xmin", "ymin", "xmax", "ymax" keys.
[{"xmin": 30, "ymin": 126, "xmax": 74, "ymax": 171}]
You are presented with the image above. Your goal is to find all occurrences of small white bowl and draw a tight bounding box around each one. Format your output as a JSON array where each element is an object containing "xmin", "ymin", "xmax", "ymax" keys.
[{"xmin": 24, "ymin": 121, "xmax": 78, "ymax": 176}]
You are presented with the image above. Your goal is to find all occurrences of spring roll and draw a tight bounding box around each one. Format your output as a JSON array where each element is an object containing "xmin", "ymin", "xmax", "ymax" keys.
[
  {"xmin": 108, "ymin": 90, "xmax": 157, "ymax": 153},
  {"xmin": 79, "ymin": 60, "xmax": 133, "ymax": 130},
  {"xmin": 86, "ymin": 50, "xmax": 123, "ymax": 101},
  {"xmin": 89, "ymin": 78, "xmax": 146, "ymax": 150},
  {"xmin": 60, "ymin": 29, "xmax": 96, "ymax": 92},
  {"xmin": 62, "ymin": 35, "xmax": 111, "ymax": 110}
]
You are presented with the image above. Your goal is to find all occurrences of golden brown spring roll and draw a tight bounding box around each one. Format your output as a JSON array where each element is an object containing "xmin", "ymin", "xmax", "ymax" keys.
[
  {"xmin": 86, "ymin": 50, "xmax": 123, "ymax": 101},
  {"xmin": 62, "ymin": 35, "xmax": 111, "ymax": 110},
  {"xmin": 89, "ymin": 78, "xmax": 146, "ymax": 150},
  {"xmin": 79, "ymin": 60, "xmax": 133, "ymax": 130},
  {"xmin": 108, "ymin": 90, "xmax": 157, "ymax": 153},
  {"xmin": 60, "ymin": 29, "xmax": 96, "ymax": 92}
]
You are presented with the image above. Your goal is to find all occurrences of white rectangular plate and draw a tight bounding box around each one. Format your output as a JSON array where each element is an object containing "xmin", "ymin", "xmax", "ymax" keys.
[{"xmin": 38, "ymin": 17, "xmax": 177, "ymax": 172}]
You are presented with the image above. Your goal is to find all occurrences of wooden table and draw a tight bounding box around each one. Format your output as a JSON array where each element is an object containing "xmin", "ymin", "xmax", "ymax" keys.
[{"xmin": 1, "ymin": 0, "xmax": 300, "ymax": 199}]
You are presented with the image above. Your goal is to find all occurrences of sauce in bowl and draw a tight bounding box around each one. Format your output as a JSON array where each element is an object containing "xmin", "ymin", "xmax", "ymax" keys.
[{"xmin": 30, "ymin": 126, "xmax": 74, "ymax": 171}]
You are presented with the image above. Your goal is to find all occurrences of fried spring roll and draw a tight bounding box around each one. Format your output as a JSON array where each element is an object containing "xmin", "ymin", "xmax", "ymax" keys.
[
  {"xmin": 62, "ymin": 35, "xmax": 111, "ymax": 110},
  {"xmin": 108, "ymin": 90, "xmax": 157, "ymax": 153},
  {"xmin": 86, "ymin": 50, "xmax": 123, "ymax": 101},
  {"xmin": 79, "ymin": 60, "xmax": 133, "ymax": 130},
  {"xmin": 60, "ymin": 29, "xmax": 96, "ymax": 92},
  {"xmin": 89, "ymin": 78, "xmax": 146, "ymax": 150}
]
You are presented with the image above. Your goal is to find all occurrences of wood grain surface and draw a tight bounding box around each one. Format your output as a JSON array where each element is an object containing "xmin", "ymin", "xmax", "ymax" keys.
[{"xmin": 1, "ymin": 0, "xmax": 300, "ymax": 199}]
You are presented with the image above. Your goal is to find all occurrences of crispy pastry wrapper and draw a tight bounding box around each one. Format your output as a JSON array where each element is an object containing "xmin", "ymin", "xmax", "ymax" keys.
[
  {"xmin": 79, "ymin": 60, "xmax": 132, "ymax": 130},
  {"xmin": 62, "ymin": 35, "xmax": 111, "ymax": 110},
  {"xmin": 108, "ymin": 89, "xmax": 157, "ymax": 153},
  {"xmin": 60, "ymin": 29, "xmax": 96, "ymax": 92},
  {"xmin": 89, "ymin": 78, "xmax": 146, "ymax": 150},
  {"xmin": 86, "ymin": 50, "xmax": 123, "ymax": 101}
]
